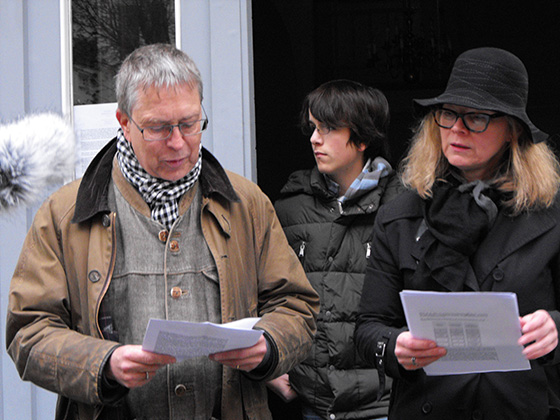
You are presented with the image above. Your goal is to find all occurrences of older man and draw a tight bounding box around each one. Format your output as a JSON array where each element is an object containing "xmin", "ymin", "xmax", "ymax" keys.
[{"xmin": 6, "ymin": 43, "xmax": 319, "ymax": 420}]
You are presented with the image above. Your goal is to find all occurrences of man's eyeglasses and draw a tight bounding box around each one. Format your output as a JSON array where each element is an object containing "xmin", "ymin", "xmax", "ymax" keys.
[
  {"xmin": 301, "ymin": 122, "xmax": 335, "ymax": 136},
  {"xmin": 434, "ymin": 108, "xmax": 505, "ymax": 133},
  {"xmin": 129, "ymin": 105, "xmax": 208, "ymax": 141}
]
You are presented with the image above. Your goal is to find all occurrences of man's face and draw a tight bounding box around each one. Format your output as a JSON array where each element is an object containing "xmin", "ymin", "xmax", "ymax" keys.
[{"xmin": 117, "ymin": 83, "xmax": 203, "ymax": 181}]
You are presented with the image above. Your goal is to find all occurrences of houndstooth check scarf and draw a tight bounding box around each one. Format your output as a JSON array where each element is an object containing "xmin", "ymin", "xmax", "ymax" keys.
[{"xmin": 116, "ymin": 129, "xmax": 202, "ymax": 228}]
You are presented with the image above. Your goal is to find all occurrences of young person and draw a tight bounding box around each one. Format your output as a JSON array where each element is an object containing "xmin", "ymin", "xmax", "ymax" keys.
[{"xmin": 271, "ymin": 80, "xmax": 403, "ymax": 420}]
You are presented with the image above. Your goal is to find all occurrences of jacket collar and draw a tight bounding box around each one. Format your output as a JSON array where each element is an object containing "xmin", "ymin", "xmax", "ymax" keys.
[
  {"xmin": 403, "ymin": 190, "xmax": 559, "ymax": 291},
  {"xmin": 280, "ymin": 166, "xmax": 392, "ymax": 215},
  {"xmin": 473, "ymin": 203, "xmax": 559, "ymax": 282},
  {"xmin": 72, "ymin": 138, "xmax": 239, "ymax": 223}
]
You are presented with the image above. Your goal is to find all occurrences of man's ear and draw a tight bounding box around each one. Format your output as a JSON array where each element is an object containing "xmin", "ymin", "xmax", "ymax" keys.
[{"xmin": 116, "ymin": 109, "xmax": 131, "ymax": 139}]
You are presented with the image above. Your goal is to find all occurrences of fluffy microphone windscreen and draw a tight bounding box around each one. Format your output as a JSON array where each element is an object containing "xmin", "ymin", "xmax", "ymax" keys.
[{"xmin": 0, "ymin": 112, "xmax": 75, "ymax": 211}]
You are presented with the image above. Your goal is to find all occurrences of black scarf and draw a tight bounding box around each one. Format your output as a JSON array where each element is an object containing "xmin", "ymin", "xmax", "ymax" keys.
[{"xmin": 411, "ymin": 177, "xmax": 503, "ymax": 291}]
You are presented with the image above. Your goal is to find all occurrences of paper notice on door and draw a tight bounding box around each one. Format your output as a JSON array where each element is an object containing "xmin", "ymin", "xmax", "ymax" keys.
[
  {"xmin": 142, "ymin": 317, "xmax": 263, "ymax": 361},
  {"xmin": 73, "ymin": 103, "xmax": 120, "ymax": 178},
  {"xmin": 400, "ymin": 290, "xmax": 530, "ymax": 375}
]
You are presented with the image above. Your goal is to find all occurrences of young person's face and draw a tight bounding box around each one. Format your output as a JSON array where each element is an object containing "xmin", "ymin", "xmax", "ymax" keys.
[
  {"xmin": 308, "ymin": 112, "xmax": 366, "ymax": 192},
  {"xmin": 117, "ymin": 83, "xmax": 203, "ymax": 181},
  {"xmin": 439, "ymin": 104, "xmax": 511, "ymax": 182}
]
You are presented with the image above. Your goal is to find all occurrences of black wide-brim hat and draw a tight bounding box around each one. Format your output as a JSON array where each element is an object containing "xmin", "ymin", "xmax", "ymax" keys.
[{"xmin": 414, "ymin": 47, "xmax": 548, "ymax": 143}]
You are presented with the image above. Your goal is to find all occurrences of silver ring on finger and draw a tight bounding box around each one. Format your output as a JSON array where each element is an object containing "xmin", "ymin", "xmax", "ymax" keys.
[
  {"xmin": 411, "ymin": 356, "xmax": 417, "ymax": 367},
  {"xmin": 146, "ymin": 371, "xmax": 150, "ymax": 380}
]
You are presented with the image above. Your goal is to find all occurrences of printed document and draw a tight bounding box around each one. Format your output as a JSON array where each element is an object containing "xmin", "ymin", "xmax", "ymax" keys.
[
  {"xmin": 73, "ymin": 103, "xmax": 120, "ymax": 178},
  {"xmin": 142, "ymin": 317, "xmax": 263, "ymax": 360},
  {"xmin": 400, "ymin": 290, "xmax": 530, "ymax": 375}
]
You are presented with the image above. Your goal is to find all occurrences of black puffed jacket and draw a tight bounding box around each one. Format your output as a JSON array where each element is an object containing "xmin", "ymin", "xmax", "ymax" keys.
[{"xmin": 275, "ymin": 167, "xmax": 404, "ymax": 419}]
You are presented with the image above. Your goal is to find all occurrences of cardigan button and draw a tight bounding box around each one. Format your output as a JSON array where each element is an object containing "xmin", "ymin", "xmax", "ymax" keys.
[
  {"xmin": 170, "ymin": 240, "xmax": 180, "ymax": 252},
  {"xmin": 158, "ymin": 230, "xmax": 169, "ymax": 242},
  {"xmin": 170, "ymin": 287, "xmax": 184, "ymax": 299}
]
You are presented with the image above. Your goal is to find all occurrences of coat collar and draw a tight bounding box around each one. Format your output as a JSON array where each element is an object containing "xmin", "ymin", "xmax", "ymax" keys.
[
  {"xmin": 279, "ymin": 166, "xmax": 393, "ymax": 216},
  {"xmin": 393, "ymin": 190, "xmax": 559, "ymax": 291},
  {"xmin": 473, "ymin": 203, "xmax": 559, "ymax": 282},
  {"xmin": 72, "ymin": 138, "xmax": 239, "ymax": 223}
]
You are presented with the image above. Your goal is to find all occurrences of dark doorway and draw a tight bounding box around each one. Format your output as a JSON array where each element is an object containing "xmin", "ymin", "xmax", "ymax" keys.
[{"xmin": 253, "ymin": 0, "xmax": 560, "ymax": 203}]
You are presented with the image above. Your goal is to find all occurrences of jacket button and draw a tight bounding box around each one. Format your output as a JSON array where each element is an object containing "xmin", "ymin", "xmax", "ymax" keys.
[
  {"xmin": 158, "ymin": 230, "xmax": 169, "ymax": 242},
  {"xmin": 492, "ymin": 268, "xmax": 504, "ymax": 281},
  {"xmin": 421, "ymin": 402, "xmax": 432, "ymax": 414},
  {"xmin": 174, "ymin": 384, "xmax": 187, "ymax": 396},
  {"xmin": 329, "ymin": 414, "xmax": 336, "ymax": 420},
  {"xmin": 170, "ymin": 240, "xmax": 179, "ymax": 252},
  {"xmin": 170, "ymin": 287, "xmax": 183, "ymax": 299},
  {"xmin": 88, "ymin": 270, "xmax": 101, "ymax": 283},
  {"xmin": 102, "ymin": 214, "xmax": 111, "ymax": 227}
]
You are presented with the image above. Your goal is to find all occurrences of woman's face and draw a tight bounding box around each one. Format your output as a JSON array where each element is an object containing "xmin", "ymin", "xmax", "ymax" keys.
[
  {"xmin": 439, "ymin": 104, "xmax": 511, "ymax": 182},
  {"xmin": 308, "ymin": 112, "xmax": 366, "ymax": 194}
]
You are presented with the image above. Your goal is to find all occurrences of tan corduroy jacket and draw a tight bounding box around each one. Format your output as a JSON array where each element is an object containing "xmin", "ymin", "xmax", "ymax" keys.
[{"xmin": 6, "ymin": 140, "xmax": 319, "ymax": 420}]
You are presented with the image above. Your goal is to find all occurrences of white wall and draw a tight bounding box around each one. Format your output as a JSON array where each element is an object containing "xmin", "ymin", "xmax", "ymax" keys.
[{"xmin": 0, "ymin": 1, "xmax": 254, "ymax": 418}]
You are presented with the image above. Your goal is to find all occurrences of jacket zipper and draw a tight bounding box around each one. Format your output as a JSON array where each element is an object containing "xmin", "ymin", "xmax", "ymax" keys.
[
  {"xmin": 298, "ymin": 241, "xmax": 306, "ymax": 263},
  {"xmin": 366, "ymin": 242, "xmax": 372, "ymax": 259}
]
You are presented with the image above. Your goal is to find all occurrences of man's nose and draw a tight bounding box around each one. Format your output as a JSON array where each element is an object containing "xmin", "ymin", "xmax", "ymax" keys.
[{"xmin": 166, "ymin": 126, "xmax": 185, "ymax": 148}]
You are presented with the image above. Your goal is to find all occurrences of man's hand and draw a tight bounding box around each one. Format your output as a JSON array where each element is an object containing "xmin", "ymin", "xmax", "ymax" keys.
[
  {"xmin": 106, "ymin": 345, "xmax": 176, "ymax": 388},
  {"xmin": 209, "ymin": 335, "xmax": 267, "ymax": 371},
  {"xmin": 266, "ymin": 374, "xmax": 297, "ymax": 402}
]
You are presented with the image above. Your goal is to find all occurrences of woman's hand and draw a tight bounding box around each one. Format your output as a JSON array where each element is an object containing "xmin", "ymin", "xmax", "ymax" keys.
[
  {"xmin": 519, "ymin": 310, "xmax": 558, "ymax": 360},
  {"xmin": 395, "ymin": 331, "xmax": 447, "ymax": 370}
]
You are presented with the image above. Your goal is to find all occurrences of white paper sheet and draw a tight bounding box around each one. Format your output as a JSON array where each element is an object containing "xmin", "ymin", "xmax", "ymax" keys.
[
  {"xmin": 142, "ymin": 317, "xmax": 263, "ymax": 360},
  {"xmin": 73, "ymin": 103, "xmax": 120, "ymax": 178},
  {"xmin": 400, "ymin": 290, "xmax": 530, "ymax": 375}
]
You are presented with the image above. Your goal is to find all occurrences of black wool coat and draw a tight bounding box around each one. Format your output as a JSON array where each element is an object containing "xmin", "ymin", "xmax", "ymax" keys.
[{"xmin": 355, "ymin": 190, "xmax": 560, "ymax": 420}]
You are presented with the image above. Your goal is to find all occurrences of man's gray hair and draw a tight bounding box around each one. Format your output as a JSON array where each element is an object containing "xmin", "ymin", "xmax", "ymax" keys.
[{"xmin": 116, "ymin": 43, "xmax": 203, "ymax": 116}]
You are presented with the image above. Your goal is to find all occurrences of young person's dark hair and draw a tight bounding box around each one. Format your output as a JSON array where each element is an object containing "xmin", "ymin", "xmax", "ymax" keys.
[{"xmin": 300, "ymin": 79, "xmax": 391, "ymax": 161}]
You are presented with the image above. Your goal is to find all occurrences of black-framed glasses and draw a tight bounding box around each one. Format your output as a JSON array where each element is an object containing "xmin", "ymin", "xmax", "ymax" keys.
[
  {"xmin": 129, "ymin": 105, "xmax": 208, "ymax": 141},
  {"xmin": 301, "ymin": 122, "xmax": 334, "ymax": 136},
  {"xmin": 434, "ymin": 108, "xmax": 505, "ymax": 133}
]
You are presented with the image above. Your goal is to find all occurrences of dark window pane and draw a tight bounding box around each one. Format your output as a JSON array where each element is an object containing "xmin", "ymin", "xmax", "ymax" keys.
[{"xmin": 72, "ymin": 0, "xmax": 176, "ymax": 105}]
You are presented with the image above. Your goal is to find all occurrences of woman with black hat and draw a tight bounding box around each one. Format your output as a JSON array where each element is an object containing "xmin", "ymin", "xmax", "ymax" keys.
[{"xmin": 354, "ymin": 47, "xmax": 560, "ymax": 419}]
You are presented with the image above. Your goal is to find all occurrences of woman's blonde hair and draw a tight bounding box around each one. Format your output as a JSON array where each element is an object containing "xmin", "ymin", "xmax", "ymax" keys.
[{"xmin": 400, "ymin": 113, "xmax": 560, "ymax": 215}]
